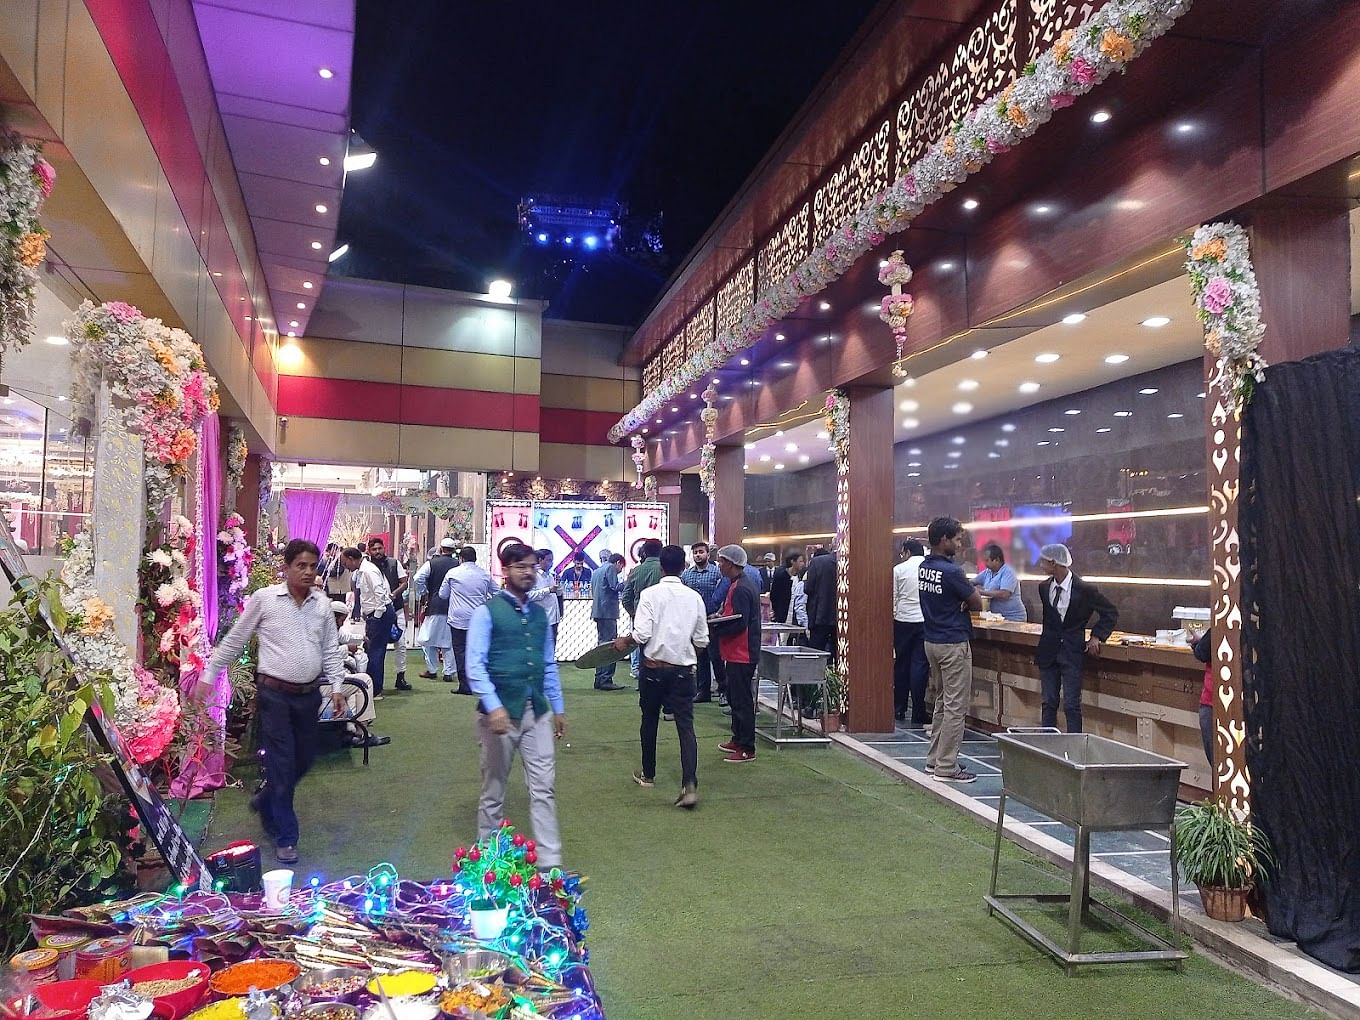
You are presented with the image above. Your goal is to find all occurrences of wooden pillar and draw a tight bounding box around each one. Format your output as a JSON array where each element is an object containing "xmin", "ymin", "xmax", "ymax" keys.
[
  {"xmin": 1206, "ymin": 202, "xmax": 1350, "ymax": 814},
  {"xmin": 842, "ymin": 386, "xmax": 895, "ymax": 735},
  {"xmin": 711, "ymin": 444, "xmax": 745, "ymax": 546},
  {"xmin": 235, "ymin": 454, "xmax": 262, "ymax": 546},
  {"xmin": 655, "ymin": 471, "xmax": 681, "ymax": 544}
]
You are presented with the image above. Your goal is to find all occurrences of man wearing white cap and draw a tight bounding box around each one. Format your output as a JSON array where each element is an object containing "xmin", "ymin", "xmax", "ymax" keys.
[
  {"xmin": 412, "ymin": 538, "xmax": 459, "ymax": 681},
  {"xmin": 1036, "ymin": 543, "xmax": 1119, "ymax": 733},
  {"xmin": 708, "ymin": 544, "xmax": 762, "ymax": 763},
  {"xmin": 330, "ymin": 601, "xmax": 389, "ymax": 748}
]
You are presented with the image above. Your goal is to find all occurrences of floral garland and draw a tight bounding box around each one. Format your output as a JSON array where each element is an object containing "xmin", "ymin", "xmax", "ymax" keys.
[
  {"xmin": 698, "ymin": 383, "xmax": 719, "ymax": 497},
  {"xmin": 878, "ymin": 251, "xmax": 915, "ymax": 376},
  {"xmin": 60, "ymin": 533, "xmax": 181, "ymax": 765},
  {"xmin": 375, "ymin": 490, "xmax": 475, "ymax": 535},
  {"xmin": 824, "ymin": 389, "xmax": 849, "ymax": 462},
  {"xmin": 140, "ymin": 515, "xmax": 205, "ymax": 676},
  {"xmin": 67, "ymin": 301, "xmax": 220, "ymax": 509},
  {"xmin": 257, "ymin": 457, "xmax": 274, "ymax": 538},
  {"xmin": 630, "ymin": 435, "xmax": 646, "ymax": 484},
  {"xmin": 1185, "ymin": 222, "xmax": 1266, "ymax": 414},
  {"xmin": 490, "ymin": 475, "xmax": 631, "ymax": 503},
  {"xmin": 0, "ymin": 132, "xmax": 55, "ymax": 369},
  {"xmin": 224, "ymin": 422, "xmax": 248, "ymax": 505},
  {"xmin": 642, "ymin": 474, "xmax": 658, "ymax": 501},
  {"xmin": 218, "ymin": 511, "xmax": 252, "ymax": 619},
  {"xmin": 609, "ymin": 0, "xmax": 1193, "ymax": 442}
]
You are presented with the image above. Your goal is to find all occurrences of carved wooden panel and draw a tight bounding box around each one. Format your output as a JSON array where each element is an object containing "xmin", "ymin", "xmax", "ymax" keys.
[
  {"xmin": 758, "ymin": 202, "xmax": 810, "ymax": 291},
  {"xmin": 896, "ymin": 0, "xmax": 1018, "ymax": 176},
  {"xmin": 834, "ymin": 434, "xmax": 851, "ymax": 705},
  {"xmin": 813, "ymin": 119, "xmax": 893, "ymax": 247},
  {"xmin": 661, "ymin": 334, "xmax": 683, "ymax": 378},
  {"xmin": 642, "ymin": 355, "xmax": 662, "ymax": 395},
  {"xmin": 679, "ymin": 299, "xmax": 714, "ymax": 364},
  {"xmin": 1028, "ymin": 0, "xmax": 1100, "ymax": 62},
  {"xmin": 715, "ymin": 259, "xmax": 754, "ymax": 341}
]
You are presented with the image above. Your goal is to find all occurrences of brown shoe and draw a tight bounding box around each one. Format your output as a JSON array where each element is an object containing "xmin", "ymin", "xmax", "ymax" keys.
[{"xmin": 674, "ymin": 784, "xmax": 697, "ymax": 810}]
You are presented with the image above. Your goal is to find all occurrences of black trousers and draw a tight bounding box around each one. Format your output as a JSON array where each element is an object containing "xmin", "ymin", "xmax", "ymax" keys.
[
  {"xmin": 893, "ymin": 619, "xmax": 930, "ymax": 723},
  {"xmin": 451, "ymin": 626, "xmax": 471, "ymax": 691},
  {"xmin": 808, "ymin": 624, "xmax": 836, "ymax": 660},
  {"xmin": 725, "ymin": 661, "xmax": 757, "ymax": 753},
  {"xmin": 256, "ymin": 684, "xmax": 322, "ymax": 848},
  {"xmin": 694, "ymin": 637, "xmax": 713, "ymax": 697},
  {"xmin": 709, "ymin": 643, "xmax": 727, "ymax": 698},
  {"xmin": 639, "ymin": 664, "xmax": 698, "ymax": 786},
  {"xmin": 364, "ymin": 605, "xmax": 397, "ymax": 694},
  {"xmin": 1040, "ymin": 646, "xmax": 1084, "ymax": 732}
]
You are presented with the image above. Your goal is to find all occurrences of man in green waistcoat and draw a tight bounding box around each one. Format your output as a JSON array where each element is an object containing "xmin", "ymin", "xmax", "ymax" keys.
[{"xmin": 465, "ymin": 542, "xmax": 567, "ymax": 866}]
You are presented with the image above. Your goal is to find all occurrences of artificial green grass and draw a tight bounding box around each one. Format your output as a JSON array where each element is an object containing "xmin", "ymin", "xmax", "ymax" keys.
[{"xmin": 207, "ymin": 656, "xmax": 1321, "ymax": 1019}]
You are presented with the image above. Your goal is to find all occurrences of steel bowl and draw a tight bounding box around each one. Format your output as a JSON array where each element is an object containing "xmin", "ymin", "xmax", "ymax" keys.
[
  {"xmin": 440, "ymin": 950, "xmax": 512, "ymax": 986},
  {"xmin": 300, "ymin": 1002, "xmax": 359, "ymax": 1020},
  {"xmin": 292, "ymin": 967, "xmax": 369, "ymax": 1003}
]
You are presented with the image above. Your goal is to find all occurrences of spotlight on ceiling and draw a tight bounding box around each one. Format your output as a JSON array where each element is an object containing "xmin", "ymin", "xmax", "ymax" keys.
[
  {"xmin": 328, "ymin": 243, "xmax": 350, "ymax": 263},
  {"xmin": 1141, "ymin": 316, "xmax": 1171, "ymax": 328},
  {"xmin": 488, "ymin": 279, "xmax": 513, "ymax": 300},
  {"xmin": 44, "ymin": 335, "xmax": 69, "ymax": 346},
  {"xmin": 1061, "ymin": 313, "xmax": 1087, "ymax": 325},
  {"xmin": 1090, "ymin": 109, "xmax": 1112, "ymax": 124},
  {"xmin": 343, "ymin": 132, "xmax": 377, "ymax": 173}
]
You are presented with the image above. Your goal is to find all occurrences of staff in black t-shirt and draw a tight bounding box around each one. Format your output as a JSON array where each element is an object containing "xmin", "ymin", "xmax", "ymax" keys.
[{"xmin": 919, "ymin": 517, "xmax": 982, "ymax": 784}]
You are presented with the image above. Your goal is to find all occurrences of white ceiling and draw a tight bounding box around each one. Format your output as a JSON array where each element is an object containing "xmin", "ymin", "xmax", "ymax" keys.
[{"xmin": 738, "ymin": 275, "xmax": 1205, "ymax": 475}]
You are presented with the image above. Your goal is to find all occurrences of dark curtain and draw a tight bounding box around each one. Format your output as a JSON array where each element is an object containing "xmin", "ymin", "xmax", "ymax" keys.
[{"xmin": 1241, "ymin": 347, "xmax": 1360, "ymax": 972}]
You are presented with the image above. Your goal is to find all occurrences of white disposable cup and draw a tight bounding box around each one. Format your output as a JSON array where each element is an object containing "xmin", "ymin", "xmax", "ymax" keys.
[{"xmin": 261, "ymin": 868, "xmax": 294, "ymax": 909}]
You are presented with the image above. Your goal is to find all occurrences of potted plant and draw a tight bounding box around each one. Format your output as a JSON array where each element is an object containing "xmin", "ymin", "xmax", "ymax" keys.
[
  {"xmin": 1173, "ymin": 797, "xmax": 1273, "ymax": 922},
  {"xmin": 452, "ymin": 821, "xmax": 546, "ymax": 941},
  {"xmin": 821, "ymin": 665, "xmax": 847, "ymax": 733}
]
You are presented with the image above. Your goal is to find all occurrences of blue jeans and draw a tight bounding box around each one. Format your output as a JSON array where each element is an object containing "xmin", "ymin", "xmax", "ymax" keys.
[
  {"xmin": 364, "ymin": 605, "xmax": 397, "ymax": 694},
  {"xmin": 256, "ymin": 684, "xmax": 322, "ymax": 848}
]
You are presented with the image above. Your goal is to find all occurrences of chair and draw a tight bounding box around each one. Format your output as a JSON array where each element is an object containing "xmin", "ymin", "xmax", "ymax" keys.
[{"xmin": 318, "ymin": 674, "xmax": 374, "ymax": 766}]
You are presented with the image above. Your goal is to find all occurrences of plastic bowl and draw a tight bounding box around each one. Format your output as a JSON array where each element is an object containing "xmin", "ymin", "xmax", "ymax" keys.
[
  {"xmin": 125, "ymin": 960, "xmax": 211, "ymax": 1020},
  {"xmin": 9, "ymin": 979, "xmax": 104, "ymax": 1020}
]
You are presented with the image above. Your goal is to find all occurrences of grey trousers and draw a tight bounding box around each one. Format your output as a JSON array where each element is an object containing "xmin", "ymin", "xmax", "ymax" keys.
[
  {"xmin": 924, "ymin": 640, "xmax": 972, "ymax": 777},
  {"xmin": 476, "ymin": 705, "xmax": 562, "ymax": 866}
]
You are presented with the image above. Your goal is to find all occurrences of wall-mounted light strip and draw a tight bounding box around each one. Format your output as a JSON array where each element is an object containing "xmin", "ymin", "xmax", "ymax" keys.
[{"xmin": 1015, "ymin": 573, "xmax": 1208, "ymax": 587}]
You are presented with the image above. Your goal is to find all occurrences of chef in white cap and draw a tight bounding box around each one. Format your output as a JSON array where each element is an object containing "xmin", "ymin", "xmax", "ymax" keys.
[{"xmin": 1035, "ymin": 544, "xmax": 1119, "ymax": 733}]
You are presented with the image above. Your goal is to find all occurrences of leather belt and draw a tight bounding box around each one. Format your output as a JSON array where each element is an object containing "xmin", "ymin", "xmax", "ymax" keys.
[
  {"xmin": 258, "ymin": 673, "xmax": 321, "ymax": 695},
  {"xmin": 643, "ymin": 657, "xmax": 690, "ymax": 671}
]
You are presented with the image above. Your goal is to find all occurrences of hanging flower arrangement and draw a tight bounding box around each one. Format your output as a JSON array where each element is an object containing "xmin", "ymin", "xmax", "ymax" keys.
[
  {"xmin": 224, "ymin": 422, "xmax": 248, "ymax": 503},
  {"xmin": 218, "ymin": 511, "xmax": 252, "ymax": 619},
  {"xmin": 140, "ymin": 515, "xmax": 205, "ymax": 676},
  {"xmin": 878, "ymin": 251, "xmax": 915, "ymax": 376},
  {"xmin": 1185, "ymin": 222, "xmax": 1266, "ymax": 414},
  {"xmin": 698, "ymin": 443, "xmax": 717, "ymax": 498},
  {"xmin": 824, "ymin": 390, "xmax": 850, "ymax": 463},
  {"xmin": 630, "ymin": 435, "xmax": 646, "ymax": 484},
  {"xmin": 609, "ymin": 0, "xmax": 1192, "ymax": 443},
  {"xmin": 0, "ymin": 131, "xmax": 55, "ymax": 370},
  {"xmin": 642, "ymin": 474, "xmax": 658, "ymax": 501},
  {"xmin": 67, "ymin": 301, "xmax": 220, "ymax": 509},
  {"xmin": 59, "ymin": 532, "xmax": 182, "ymax": 765}
]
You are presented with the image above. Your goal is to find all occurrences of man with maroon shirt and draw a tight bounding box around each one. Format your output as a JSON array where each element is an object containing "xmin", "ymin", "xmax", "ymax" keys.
[{"xmin": 708, "ymin": 544, "xmax": 762, "ymax": 763}]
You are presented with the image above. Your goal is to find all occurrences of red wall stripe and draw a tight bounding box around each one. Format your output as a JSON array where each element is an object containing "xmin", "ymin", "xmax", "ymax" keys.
[
  {"xmin": 278, "ymin": 376, "xmax": 540, "ymax": 432},
  {"xmin": 539, "ymin": 407, "xmax": 619, "ymax": 447}
]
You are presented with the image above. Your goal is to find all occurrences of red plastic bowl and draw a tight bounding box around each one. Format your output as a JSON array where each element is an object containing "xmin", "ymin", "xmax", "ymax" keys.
[
  {"xmin": 7, "ymin": 978, "xmax": 103, "ymax": 1020},
  {"xmin": 124, "ymin": 960, "xmax": 210, "ymax": 1020}
]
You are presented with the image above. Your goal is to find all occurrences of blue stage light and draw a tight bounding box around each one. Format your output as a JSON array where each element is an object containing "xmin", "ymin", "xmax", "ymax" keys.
[
  {"xmin": 583, "ymin": 234, "xmax": 599, "ymax": 250},
  {"xmin": 536, "ymin": 232, "xmax": 549, "ymax": 244},
  {"xmin": 563, "ymin": 235, "xmax": 574, "ymax": 245}
]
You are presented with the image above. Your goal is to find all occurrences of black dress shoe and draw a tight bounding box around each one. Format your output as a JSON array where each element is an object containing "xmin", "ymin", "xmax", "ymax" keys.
[
  {"xmin": 350, "ymin": 734, "xmax": 391, "ymax": 748},
  {"xmin": 693, "ymin": 694, "xmax": 713, "ymax": 703},
  {"xmin": 395, "ymin": 678, "xmax": 413, "ymax": 691},
  {"xmin": 595, "ymin": 681, "xmax": 625, "ymax": 691},
  {"xmin": 419, "ymin": 671, "xmax": 436, "ymax": 679}
]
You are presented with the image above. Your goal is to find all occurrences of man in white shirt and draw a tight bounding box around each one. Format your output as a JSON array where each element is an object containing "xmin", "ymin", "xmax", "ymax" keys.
[
  {"xmin": 342, "ymin": 546, "xmax": 397, "ymax": 698},
  {"xmin": 439, "ymin": 547, "xmax": 500, "ymax": 695},
  {"xmin": 528, "ymin": 547, "xmax": 562, "ymax": 649},
  {"xmin": 892, "ymin": 539, "xmax": 931, "ymax": 725},
  {"xmin": 614, "ymin": 544, "xmax": 708, "ymax": 809}
]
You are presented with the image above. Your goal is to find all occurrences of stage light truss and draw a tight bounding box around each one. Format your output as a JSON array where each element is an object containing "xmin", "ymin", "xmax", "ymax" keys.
[{"xmin": 518, "ymin": 194, "xmax": 623, "ymax": 251}]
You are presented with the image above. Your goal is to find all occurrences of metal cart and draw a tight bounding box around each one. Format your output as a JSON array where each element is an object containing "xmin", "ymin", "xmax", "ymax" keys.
[{"xmin": 754, "ymin": 646, "xmax": 830, "ymax": 747}]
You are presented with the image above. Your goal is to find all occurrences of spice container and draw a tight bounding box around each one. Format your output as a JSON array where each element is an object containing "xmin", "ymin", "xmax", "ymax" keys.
[
  {"xmin": 75, "ymin": 937, "xmax": 132, "ymax": 982},
  {"xmin": 38, "ymin": 935, "xmax": 90, "ymax": 981},
  {"xmin": 10, "ymin": 948, "xmax": 60, "ymax": 985}
]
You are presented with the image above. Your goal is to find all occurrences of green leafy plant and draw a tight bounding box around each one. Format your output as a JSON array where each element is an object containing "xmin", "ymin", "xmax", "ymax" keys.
[
  {"xmin": 0, "ymin": 576, "xmax": 130, "ymax": 955},
  {"xmin": 823, "ymin": 665, "xmax": 847, "ymax": 715},
  {"xmin": 1174, "ymin": 797, "xmax": 1273, "ymax": 890}
]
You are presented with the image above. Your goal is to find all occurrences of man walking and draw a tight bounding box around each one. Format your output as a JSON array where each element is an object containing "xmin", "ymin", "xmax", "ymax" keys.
[
  {"xmin": 621, "ymin": 539, "xmax": 663, "ymax": 686},
  {"xmin": 412, "ymin": 538, "xmax": 458, "ymax": 681},
  {"xmin": 439, "ymin": 546, "xmax": 498, "ymax": 695},
  {"xmin": 803, "ymin": 546, "xmax": 837, "ymax": 656},
  {"xmin": 365, "ymin": 537, "xmax": 412, "ymax": 691},
  {"xmin": 680, "ymin": 542, "xmax": 722, "ymax": 702},
  {"xmin": 466, "ymin": 542, "xmax": 566, "ymax": 865},
  {"xmin": 893, "ymin": 539, "xmax": 930, "ymax": 725},
  {"xmin": 1036, "ymin": 543, "xmax": 1118, "ymax": 733},
  {"xmin": 919, "ymin": 518, "xmax": 982, "ymax": 783},
  {"xmin": 709, "ymin": 545, "xmax": 762, "ymax": 763},
  {"xmin": 205, "ymin": 539, "xmax": 347, "ymax": 863},
  {"xmin": 590, "ymin": 552, "xmax": 626, "ymax": 691},
  {"xmin": 614, "ymin": 544, "xmax": 708, "ymax": 807},
  {"xmin": 343, "ymin": 545, "xmax": 398, "ymax": 698}
]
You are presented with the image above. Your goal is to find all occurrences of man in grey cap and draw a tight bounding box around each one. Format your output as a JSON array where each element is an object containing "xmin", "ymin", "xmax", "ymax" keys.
[
  {"xmin": 708, "ymin": 544, "xmax": 762, "ymax": 763},
  {"xmin": 1036, "ymin": 544, "xmax": 1119, "ymax": 733}
]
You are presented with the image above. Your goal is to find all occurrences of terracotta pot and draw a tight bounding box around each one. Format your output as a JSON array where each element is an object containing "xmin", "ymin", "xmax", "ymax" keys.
[
  {"xmin": 822, "ymin": 711, "xmax": 842, "ymax": 733},
  {"xmin": 1197, "ymin": 884, "xmax": 1251, "ymax": 922}
]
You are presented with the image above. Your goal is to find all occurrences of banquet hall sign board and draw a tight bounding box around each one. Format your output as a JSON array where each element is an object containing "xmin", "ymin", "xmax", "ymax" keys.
[
  {"xmin": 485, "ymin": 500, "xmax": 669, "ymax": 582},
  {"xmin": 0, "ymin": 530, "xmax": 213, "ymax": 889}
]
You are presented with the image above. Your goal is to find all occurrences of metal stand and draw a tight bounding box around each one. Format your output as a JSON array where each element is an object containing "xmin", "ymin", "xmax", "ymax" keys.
[
  {"xmin": 754, "ymin": 644, "xmax": 829, "ymax": 748},
  {"xmin": 985, "ymin": 790, "xmax": 1185, "ymax": 974}
]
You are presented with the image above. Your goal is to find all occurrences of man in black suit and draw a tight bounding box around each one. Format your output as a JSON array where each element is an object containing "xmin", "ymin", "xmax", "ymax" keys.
[
  {"xmin": 802, "ymin": 547, "xmax": 837, "ymax": 658},
  {"xmin": 1035, "ymin": 543, "xmax": 1118, "ymax": 733}
]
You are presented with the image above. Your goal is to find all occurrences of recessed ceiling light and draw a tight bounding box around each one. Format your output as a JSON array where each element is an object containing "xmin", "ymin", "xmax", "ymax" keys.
[
  {"xmin": 902, "ymin": 417, "xmax": 920, "ymax": 429},
  {"xmin": 1034, "ymin": 204, "xmax": 1052, "ymax": 214},
  {"xmin": 315, "ymin": 204, "xmax": 328, "ymax": 214},
  {"xmin": 318, "ymin": 157, "xmax": 331, "ymax": 166},
  {"xmin": 938, "ymin": 261, "xmax": 955, "ymax": 271},
  {"xmin": 1139, "ymin": 388, "xmax": 1159, "ymax": 395},
  {"xmin": 958, "ymin": 379, "xmax": 979, "ymax": 391},
  {"xmin": 1105, "ymin": 354, "xmax": 1130, "ymax": 364},
  {"xmin": 740, "ymin": 358, "xmax": 750, "ymax": 366},
  {"xmin": 948, "ymin": 451, "xmax": 962, "ymax": 459},
  {"xmin": 988, "ymin": 452, "xmax": 1001, "ymax": 459},
  {"xmin": 784, "ymin": 442, "xmax": 798, "ymax": 452},
  {"xmin": 311, "ymin": 241, "xmax": 323, "ymax": 250},
  {"xmin": 944, "ymin": 463, "xmax": 959, "ymax": 470},
  {"xmin": 1048, "ymin": 427, "xmax": 1065, "ymax": 433},
  {"xmin": 43, "ymin": 335, "xmax": 69, "ymax": 346},
  {"xmin": 816, "ymin": 431, "xmax": 828, "ymax": 440},
  {"xmin": 798, "ymin": 455, "xmax": 809, "ymax": 464},
  {"xmin": 962, "ymin": 198, "xmax": 979, "ymax": 211},
  {"xmin": 286, "ymin": 330, "xmax": 296, "ymax": 337},
  {"xmin": 744, "ymin": 442, "xmax": 754, "ymax": 449},
  {"xmin": 1097, "ymin": 427, "xmax": 1112, "ymax": 433},
  {"xmin": 1035, "ymin": 353, "xmax": 1060, "ymax": 364},
  {"xmin": 777, "ymin": 361, "xmax": 793, "ymax": 369},
  {"xmin": 1062, "ymin": 313, "xmax": 1087, "ymax": 325},
  {"xmin": 1064, "ymin": 409, "xmax": 1082, "ymax": 416},
  {"xmin": 318, "ymin": 68, "xmax": 334, "ymax": 79},
  {"xmin": 970, "ymin": 349, "xmax": 988, "ymax": 360},
  {"xmin": 775, "ymin": 333, "xmax": 785, "ymax": 342},
  {"xmin": 951, "ymin": 436, "xmax": 966, "ymax": 445},
  {"xmin": 1091, "ymin": 110, "xmax": 1112, "ymax": 124},
  {"xmin": 656, "ymin": 418, "xmax": 662, "ymax": 424},
  {"xmin": 1197, "ymin": 392, "xmax": 1207, "ymax": 398},
  {"xmin": 1141, "ymin": 316, "xmax": 1171, "ymax": 328},
  {"xmin": 774, "ymin": 430, "xmax": 784, "ymax": 437},
  {"xmin": 1000, "ymin": 424, "xmax": 1016, "ymax": 433},
  {"xmin": 1018, "ymin": 382, "xmax": 1040, "ymax": 394},
  {"xmin": 1176, "ymin": 121, "xmax": 1195, "ymax": 134},
  {"xmin": 642, "ymin": 428, "xmax": 649, "ymax": 434},
  {"xmin": 908, "ymin": 447, "xmax": 922, "ymax": 455},
  {"xmin": 951, "ymin": 402, "xmax": 973, "ymax": 414},
  {"xmin": 759, "ymin": 454, "xmax": 771, "ymax": 463},
  {"xmin": 303, "ymin": 281, "xmax": 314, "ymax": 289},
  {"xmin": 212, "ymin": 271, "xmax": 222, "ymax": 278},
  {"xmin": 1167, "ymin": 412, "xmax": 1185, "ymax": 419},
  {"xmin": 289, "ymin": 320, "xmax": 299, "ymax": 327},
  {"xmin": 296, "ymin": 302, "xmax": 306, "ymax": 310},
  {"xmin": 908, "ymin": 461, "xmax": 922, "ymax": 467},
  {"xmin": 900, "ymin": 399, "xmax": 919, "ymax": 412},
  {"xmin": 907, "ymin": 471, "xmax": 921, "ymax": 478},
  {"xmin": 1037, "ymin": 440, "xmax": 1051, "ymax": 446},
  {"xmin": 818, "ymin": 301, "xmax": 831, "ymax": 311},
  {"xmin": 1113, "ymin": 410, "xmax": 1133, "ymax": 417},
  {"xmin": 748, "ymin": 380, "xmax": 760, "ymax": 387},
  {"xmin": 670, "ymin": 406, "xmax": 679, "ymax": 412},
  {"xmin": 994, "ymin": 439, "xmax": 1009, "ymax": 447},
  {"xmin": 774, "ymin": 463, "xmax": 785, "ymax": 470}
]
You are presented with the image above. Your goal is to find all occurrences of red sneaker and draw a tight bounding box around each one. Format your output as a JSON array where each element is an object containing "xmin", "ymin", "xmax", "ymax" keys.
[
  {"xmin": 721, "ymin": 750, "xmax": 755, "ymax": 764},
  {"xmin": 717, "ymin": 740, "xmax": 741, "ymax": 752}
]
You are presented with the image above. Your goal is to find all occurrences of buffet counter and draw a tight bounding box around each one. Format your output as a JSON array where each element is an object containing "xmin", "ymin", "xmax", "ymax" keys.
[{"xmin": 965, "ymin": 617, "xmax": 1210, "ymax": 795}]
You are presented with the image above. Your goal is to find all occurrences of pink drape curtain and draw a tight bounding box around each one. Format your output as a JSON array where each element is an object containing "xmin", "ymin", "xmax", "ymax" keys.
[
  {"xmin": 172, "ymin": 412, "xmax": 228, "ymax": 799},
  {"xmin": 283, "ymin": 489, "xmax": 341, "ymax": 548}
]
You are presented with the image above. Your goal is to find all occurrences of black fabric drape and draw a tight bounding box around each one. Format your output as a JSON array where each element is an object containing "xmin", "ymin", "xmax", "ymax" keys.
[{"xmin": 1241, "ymin": 347, "xmax": 1360, "ymax": 973}]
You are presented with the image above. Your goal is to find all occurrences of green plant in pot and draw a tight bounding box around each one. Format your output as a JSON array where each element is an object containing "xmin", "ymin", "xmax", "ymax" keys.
[
  {"xmin": 822, "ymin": 665, "xmax": 847, "ymax": 732},
  {"xmin": 1173, "ymin": 797, "xmax": 1273, "ymax": 922}
]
